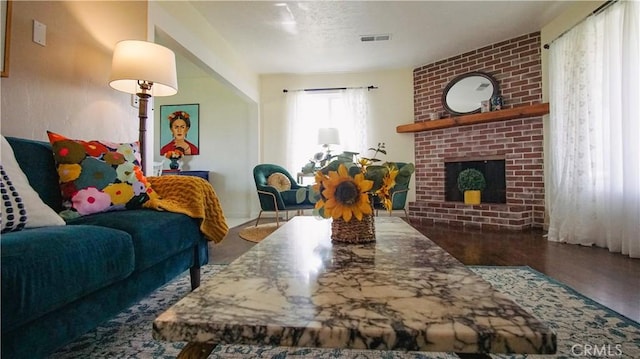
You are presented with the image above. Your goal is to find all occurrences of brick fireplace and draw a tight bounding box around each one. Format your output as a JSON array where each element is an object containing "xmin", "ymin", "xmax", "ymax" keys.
[{"xmin": 409, "ymin": 32, "xmax": 545, "ymax": 230}]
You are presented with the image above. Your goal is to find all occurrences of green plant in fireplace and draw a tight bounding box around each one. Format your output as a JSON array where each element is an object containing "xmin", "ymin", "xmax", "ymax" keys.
[{"xmin": 457, "ymin": 168, "xmax": 486, "ymax": 205}]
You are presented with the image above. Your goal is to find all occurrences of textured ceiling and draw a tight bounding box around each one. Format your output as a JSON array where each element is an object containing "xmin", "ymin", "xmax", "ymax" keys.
[{"xmin": 189, "ymin": 1, "xmax": 576, "ymax": 75}]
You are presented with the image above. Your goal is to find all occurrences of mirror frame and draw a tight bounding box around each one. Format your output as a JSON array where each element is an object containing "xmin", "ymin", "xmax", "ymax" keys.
[{"xmin": 442, "ymin": 71, "xmax": 499, "ymax": 116}]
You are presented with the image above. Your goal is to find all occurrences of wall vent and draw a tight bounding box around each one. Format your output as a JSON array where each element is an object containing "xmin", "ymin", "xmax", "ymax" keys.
[{"xmin": 360, "ymin": 34, "xmax": 391, "ymax": 42}]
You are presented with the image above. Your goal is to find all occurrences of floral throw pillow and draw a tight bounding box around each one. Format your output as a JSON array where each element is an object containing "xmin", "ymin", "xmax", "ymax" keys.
[{"xmin": 47, "ymin": 131, "xmax": 157, "ymax": 218}]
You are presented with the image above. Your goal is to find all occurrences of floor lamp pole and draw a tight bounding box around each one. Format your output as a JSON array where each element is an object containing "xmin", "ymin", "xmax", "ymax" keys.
[{"xmin": 136, "ymin": 81, "xmax": 153, "ymax": 172}]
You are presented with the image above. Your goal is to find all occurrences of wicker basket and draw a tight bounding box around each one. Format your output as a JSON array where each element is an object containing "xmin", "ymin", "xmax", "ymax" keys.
[{"xmin": 331, "ymin": 214, "xmax": 376, "ymax": 243}]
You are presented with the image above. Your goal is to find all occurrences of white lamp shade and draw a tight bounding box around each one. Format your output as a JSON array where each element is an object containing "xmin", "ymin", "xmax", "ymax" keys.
[
  {"xmin": 109, "ymin": 40, "xmax": 178, "ymax": 97},
  {"xmin": 318, "ymin": 128, "xmax": 340, "ymax": 145}
]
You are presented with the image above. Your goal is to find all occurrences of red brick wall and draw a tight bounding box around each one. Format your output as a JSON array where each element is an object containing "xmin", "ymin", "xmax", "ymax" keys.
[{"xmin": 410, "ymin": 32, "xmax": 545, "ymax": 230}]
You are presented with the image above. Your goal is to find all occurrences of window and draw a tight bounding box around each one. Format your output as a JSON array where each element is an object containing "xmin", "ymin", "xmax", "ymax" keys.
[{"xmin": 285, "ymin": 89, "xmax": 369, "ymax": 174}]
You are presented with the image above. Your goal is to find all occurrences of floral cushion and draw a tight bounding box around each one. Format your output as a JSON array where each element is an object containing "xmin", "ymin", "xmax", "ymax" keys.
[{"xmin": 47, "ymin": 131, "xmax": 157, "ymax": 218}]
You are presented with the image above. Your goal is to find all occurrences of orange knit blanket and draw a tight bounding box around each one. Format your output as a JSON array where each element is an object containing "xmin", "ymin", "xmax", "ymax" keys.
[{"xmin": 143, "ymin": 175, "xmax": 228, "ymax": 243}]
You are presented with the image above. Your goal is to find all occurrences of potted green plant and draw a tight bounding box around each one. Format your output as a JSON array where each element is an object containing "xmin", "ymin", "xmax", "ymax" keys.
[{"xmin": 457, "ymin": 168, "xmax": 486, "ymax": 205}]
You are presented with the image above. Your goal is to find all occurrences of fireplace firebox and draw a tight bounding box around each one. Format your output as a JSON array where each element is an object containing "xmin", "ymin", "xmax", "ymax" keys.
[{"xmin": 445, "ymin": 159, "xmax": 506, "ymax": 204}]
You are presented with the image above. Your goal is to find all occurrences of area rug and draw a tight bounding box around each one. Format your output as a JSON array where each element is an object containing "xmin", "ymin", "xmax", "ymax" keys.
[
  {"xmin": 238, "ymin": 223, "xmax": 279, "ymax": 242},
  {"xmin": 50, "ymin": 266, "xmax": 640, "ymax": 359}
]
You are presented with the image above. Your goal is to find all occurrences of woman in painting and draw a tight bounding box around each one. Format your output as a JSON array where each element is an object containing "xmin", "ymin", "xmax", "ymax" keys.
[{"xmin": 160, "ymin": 111, "xmax": 199, "ymax": 156}]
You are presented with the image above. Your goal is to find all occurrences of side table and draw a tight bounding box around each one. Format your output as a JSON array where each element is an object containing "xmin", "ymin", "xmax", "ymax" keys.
[
  {"xmin": 162, "ymin": 170, "xmax": 209, "ymax": 181},
  {"xmin": 296, "ymin": 172, "xmax": 315, "ymax": 185}
]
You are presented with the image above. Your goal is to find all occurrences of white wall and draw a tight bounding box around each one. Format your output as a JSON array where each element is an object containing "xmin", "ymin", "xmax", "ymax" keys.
[
  {"xmin": 148, "ymin": 1, "xmax": 261, "ymax": 220},
  {"xmin": 260, "ymin": 69, "xmax": 416, "ymax": 204},
  {"xmin": 148, "ymin": 0, "xmax": 259, "ymax": 103},
  {"xmin": 153, "ymin": 53, "xmax": 256, "ymax": 219},
  {"xmin": 0, "ymin": 1, "xmax": 145, "ymax": 142}
]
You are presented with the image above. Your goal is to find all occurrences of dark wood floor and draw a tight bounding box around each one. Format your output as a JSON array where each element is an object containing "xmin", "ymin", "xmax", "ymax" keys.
[
  {"xmin": 211, "ymin": 217, "xmax": 640, "ymax": 323},
  {"xmin": 414, "ymin": 222, "xmax": 640, "ymax": 323}
]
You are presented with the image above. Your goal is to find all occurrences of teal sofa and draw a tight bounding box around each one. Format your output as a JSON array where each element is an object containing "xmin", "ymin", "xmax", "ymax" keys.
[{"xmin": 1, "ymin": 137, "xmax": 209, "ymax": 359}]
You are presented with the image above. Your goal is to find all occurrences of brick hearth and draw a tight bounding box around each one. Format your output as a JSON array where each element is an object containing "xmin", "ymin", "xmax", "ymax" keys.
[{"xmin": 409, "ymin": 32, "xmax": 545, "ymax": 230}]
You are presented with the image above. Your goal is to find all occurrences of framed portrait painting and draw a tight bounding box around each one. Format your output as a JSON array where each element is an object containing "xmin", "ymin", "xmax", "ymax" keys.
[{"xmin": 159, "ymin": 104, "xmax": 200, "ymax": 156}]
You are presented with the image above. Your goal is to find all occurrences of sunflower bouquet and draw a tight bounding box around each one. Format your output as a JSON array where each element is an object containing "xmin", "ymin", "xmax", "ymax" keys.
[
  {"xmin": 312, "ymin": 156, "xmax": 399, "ymax": 243},
  {"xmin": 312, "ymin": 150, "xmax": 399, "ymax": 223}
]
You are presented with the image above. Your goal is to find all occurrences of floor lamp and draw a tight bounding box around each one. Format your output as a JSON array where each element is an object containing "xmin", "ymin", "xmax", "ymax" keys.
[{"xmin": 109, "ymin": 40, "xmax": 178, "ymax": 173}]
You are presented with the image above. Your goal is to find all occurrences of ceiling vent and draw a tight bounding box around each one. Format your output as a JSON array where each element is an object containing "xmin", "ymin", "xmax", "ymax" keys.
[{"xmin": 360, "ymin": 34, "xmax": 391, "ymax": 42}]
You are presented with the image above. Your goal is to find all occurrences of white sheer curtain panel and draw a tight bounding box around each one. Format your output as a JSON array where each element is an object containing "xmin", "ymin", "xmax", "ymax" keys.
[
  {"xmin": 342, "ymin": 89, "xmax": 369, "ymax": 156},
  {"xmin": 285, "ymin": 90, "xmax": 309, "ymax": 175},
  {"xmin": 285, "ymin": 89, "xmax": 370, "ymax": 175},
  {"xmin": 547, "ymin": 0, "xmax": 640, "ymax": 258}
]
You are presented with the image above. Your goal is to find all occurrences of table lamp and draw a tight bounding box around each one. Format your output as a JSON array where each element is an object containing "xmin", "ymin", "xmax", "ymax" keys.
[
  {"xmin": 109, "ymin": 40, "xmax": 178, "ymax": 172},
  {"xmin": 317, "ymin": 127, "xmax": 340, "ymax": 161}
]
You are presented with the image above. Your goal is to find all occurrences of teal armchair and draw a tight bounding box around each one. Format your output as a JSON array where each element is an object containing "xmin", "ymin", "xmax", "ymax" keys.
[
  {"xmin": 253, "ymin": 164, "xmax": 315, "ymax": 227},
  {"xmin": 373, "ymin": 162, "xmax": 414, "ymax": 220}
]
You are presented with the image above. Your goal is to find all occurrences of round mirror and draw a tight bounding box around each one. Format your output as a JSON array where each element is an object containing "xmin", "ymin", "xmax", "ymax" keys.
[{"xmin": 442, "ymin": 72, "xmax": 499, "ymax": 116}]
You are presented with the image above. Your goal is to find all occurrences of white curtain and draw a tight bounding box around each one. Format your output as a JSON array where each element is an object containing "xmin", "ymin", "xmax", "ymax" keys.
[
  {"xmin": 547, "ymin": 0, "xmax": 640, "ymax": 258},
  {"xmin": 285, "ymin": 90, "xmax": 309, "ymax": 175},
  {"xmin": 342, "ymin": 89, "xmax": 369, "ymax": 156},
  {"xmin": 285, "ymin": 89, "xmax": 369, "ymax": 174}
]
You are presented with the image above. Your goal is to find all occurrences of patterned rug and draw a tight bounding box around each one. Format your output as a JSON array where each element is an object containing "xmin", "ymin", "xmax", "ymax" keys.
[{"xmin": 50, "ymin": 266, "xmax": 640, "ymax": 359}]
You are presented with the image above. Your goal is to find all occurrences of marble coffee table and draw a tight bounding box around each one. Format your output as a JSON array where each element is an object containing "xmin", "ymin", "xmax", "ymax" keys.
[{"xmin": 153, "ymin": 217, "xmax": 556, "ymax": 358}]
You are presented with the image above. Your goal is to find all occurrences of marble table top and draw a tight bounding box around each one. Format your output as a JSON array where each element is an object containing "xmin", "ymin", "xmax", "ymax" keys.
[{"xmin": 153, "ymin": 217, "xmax": 556, "ymax": 355}]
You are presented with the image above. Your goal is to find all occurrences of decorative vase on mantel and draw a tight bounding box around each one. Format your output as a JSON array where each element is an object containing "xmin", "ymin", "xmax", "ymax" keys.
[
  {"xmin": 169, "ymin": 158, "xmax": 180, "ymax": 170},
  {"xmin": 331, "ymin": 214, "xmax": 376, "ymax": 244}
]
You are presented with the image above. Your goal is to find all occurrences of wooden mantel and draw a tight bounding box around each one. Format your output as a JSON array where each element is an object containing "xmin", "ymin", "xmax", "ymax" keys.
[{"xmin": 396, "ymin": 103, "xmax": 549, "ymax": 133}]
